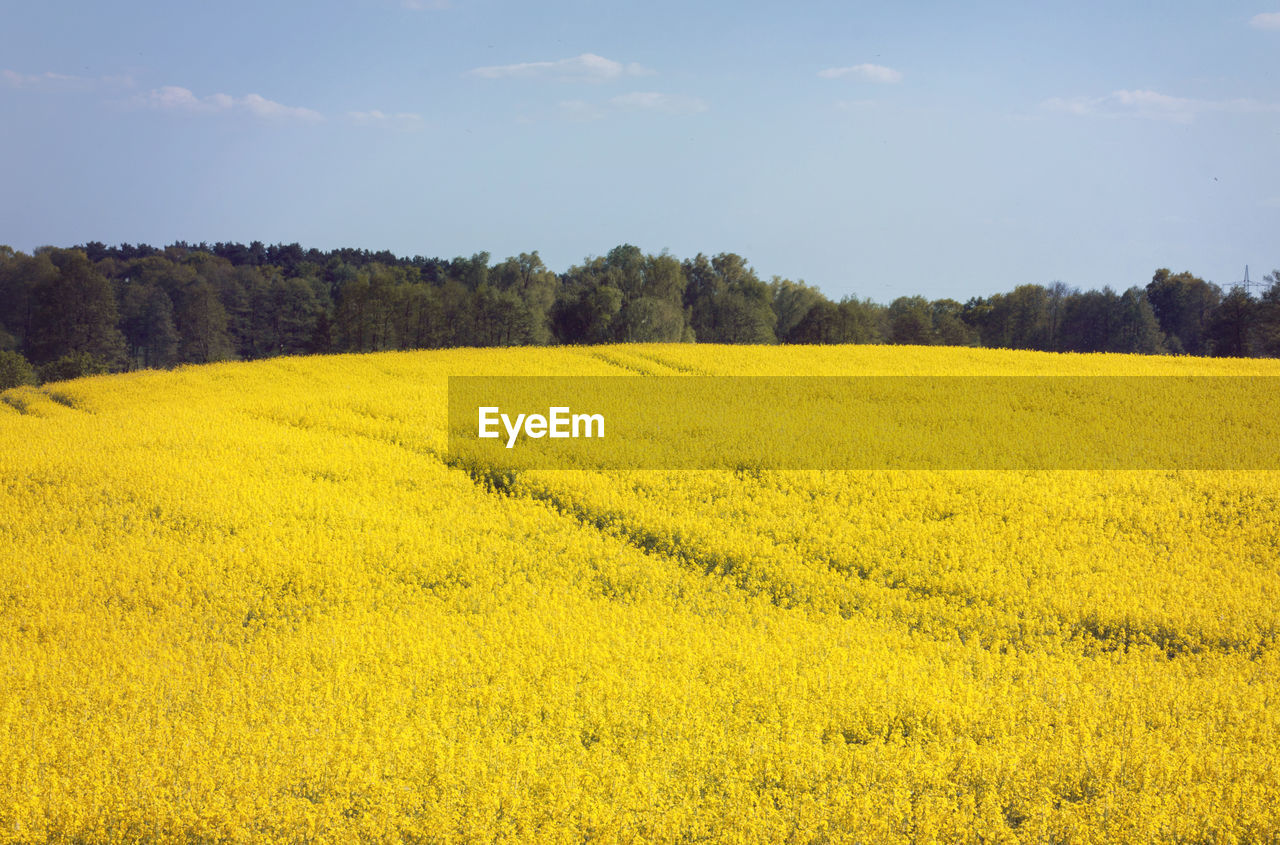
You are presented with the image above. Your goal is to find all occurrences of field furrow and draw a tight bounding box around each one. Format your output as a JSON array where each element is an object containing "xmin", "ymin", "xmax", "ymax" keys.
[{"xmin": 2, "ymin": 346, "xmax": 1279, "ymax": 842}]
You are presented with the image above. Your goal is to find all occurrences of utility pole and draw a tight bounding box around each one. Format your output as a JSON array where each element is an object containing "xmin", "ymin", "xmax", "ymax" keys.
[{"xmin": 1237, "ymin": 266, "xmax": 1265, "ymax": 295}]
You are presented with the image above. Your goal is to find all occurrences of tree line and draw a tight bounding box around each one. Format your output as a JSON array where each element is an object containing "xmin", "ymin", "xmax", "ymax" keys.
[{"xmin": 1, "ymin": 240, "xmax": 1278, "ymax": 388}]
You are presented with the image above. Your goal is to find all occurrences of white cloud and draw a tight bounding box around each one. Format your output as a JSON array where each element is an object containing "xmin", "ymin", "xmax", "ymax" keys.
[
  {"xmin": 1043, "ymin": 89, "xmax": 1280, "ymax": 122},
  {"xmin": 347, "ymin": 109, "xmax": 424, "ymax": 129},
  {"xmin": 2, "ymin": 69, "xmax": 37, "ymax": 87},
  {"xmin": 402, "ymin": 0, "xmax": 449, "ymax": 7},
  {"xmin": 1260, "ymin": 196, "xmax": 1280, "ymax": 208},
  {"xmin": 1249, "ymin": 12, "xmax": 1280, "ymax": 29},
  {"xmin": 609, "ymin": 91, "xmax": 707, "ymax": 114},
  {"xmin": 2, "ymin": 69, "xmax": 87, "ymax": 89},
  {"xmin": 241, "ymin": 93, "xmax": 324, "ymax": 121},
  {"xmin": 2, "ymin": 69, "xmax": 133, "ymax": 90},
  {"xmin": 468, "ymin": 53, "xmax": 652, "ymax": 82},
  {"xmin": 146, "ymin": 85, "xmax": 207, "ymax": 110},
  {"xmin": 818, "ymin": 63, "xmax": 903, "ymax": 83},
  {"xmin": 141, "ymin": 86, "xmax": 323, "ymax": 122}
]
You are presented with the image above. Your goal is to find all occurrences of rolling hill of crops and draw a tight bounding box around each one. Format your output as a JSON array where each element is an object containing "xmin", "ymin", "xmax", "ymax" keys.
[{"xmin": 2, "ymin": 345, "xmax": 1279, "ymax": 843}]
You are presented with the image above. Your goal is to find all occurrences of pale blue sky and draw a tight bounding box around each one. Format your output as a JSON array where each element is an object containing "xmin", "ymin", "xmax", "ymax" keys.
[{"xmin": 2, "ymin": 1, "xmax": 1277, "ymax": 301}]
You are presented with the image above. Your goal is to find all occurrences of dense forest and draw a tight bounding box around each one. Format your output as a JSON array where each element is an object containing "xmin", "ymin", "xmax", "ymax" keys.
[{"xmin": 1, "ymin": 240, "xmax": 1278, "ymax": 387}]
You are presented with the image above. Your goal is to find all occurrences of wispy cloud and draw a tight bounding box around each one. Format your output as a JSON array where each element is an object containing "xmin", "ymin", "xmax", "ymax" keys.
[
  {"xmin": 1249, "ymin": 12, "xmax": 1280, "ymax": 29},
  {"xmin": 347, "ymin": 109, "xmax": 424, "ymax": 129},
  {"xmin": 468, "ymin": 53, "xmax": 653, "ymax": 82},
  {"xmin": 1043, "ymin": 89, "xmax": 1280, "ymax": 122},
  {"xmin": 402, "ymin": 0, "xmax": 449, "ymax": 8},
  {"xmin": 3, "ymin": 69, "xmax": 79, "ymax": 88},
  {"xmin": 818, "ymin": 63, "xmax": 903, "ymax": 83},
  {"xmin": 1260, "ymin": 196, "xmax": 1280, "ymax": 209},
  {"xmin": 12, "ymin": 73, "xmax": 418, "ymax": 128},
  {"xmin": 240, "ymin": 93, "xmax": 324, "ymax": 121},
  {"xmin": 140, "ymin": 86, "xmax": 323, "ymax": 122},
  {"xmin": 2, "ymin": 68, "xmax": 133, "ymax": 90}
]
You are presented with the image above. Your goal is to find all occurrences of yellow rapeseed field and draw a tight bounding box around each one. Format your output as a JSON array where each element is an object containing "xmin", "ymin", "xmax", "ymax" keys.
[{"xmin": 2, "ymin": 345, "xmax": 1278, "ymax": 843}]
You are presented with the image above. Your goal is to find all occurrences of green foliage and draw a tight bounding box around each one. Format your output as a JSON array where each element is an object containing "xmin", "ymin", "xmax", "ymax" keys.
[
  {"xmin": 964, "ymin": 285, "xmax": 1054, "ymax": 350},
  {"xmin": 470, "ymin": 286, "xmax": 536, "ymax": 347},
  {"xmin": 1258, "ymin": 271, "xmax": 1280, "ymax": 357},
  {"xmin": 788, "ymin": 301, "xmax": 843, "ymax": 344},
  {"xmin": 490, "ymin": 252, "xmax": 558, "ymax": 343},
  {"xmin": 0, "ymin": 350, "xmax": 37, "ymax": 390},
  {"xmin": 1114, "ymin": 288, "xmax": 1167, "ymax": 354},
  {"xmin": 0, "ymin": 241, "xmax": 1275, "ymax": 368},
  {"xmin": 552, "ymin": 246, "xmax": 690, "ymax": 344},
  {"xmin": 888, "ymin": 296, "xmax": 934, "ymax": 345},
  {"xmin": 1146, "ymin": 269, "xmax": 1220, "ymax": 355},
  {"xmin": 770, "ymin": 278, "xmax": 825, "ymax": 341},
  {"xmin": 552, "ymin": 283, "xmax": 623, "ymax": 344},
  {"xmin": 28, "ymin": 249, "xmax": 126, "ymax": 367},
  {"xmin": 787, "ymin": 297, "xmax": 885, "ymax": 344},
  {"xmin": 614, "ymin": 296, "xmax": 686, "ymax": 342},
  {"xmin": 683, "ymin": 253, "xmax": 776, "ymax": 343},
  {"xmin": 1205, "ymin": 287, "xmax": 1258, "ymax": 357},
  {"xmin": 120, "ymin": 283, "xmax": 180, "ymax": 368},
  {"xmin": 37, "ymin": 352, "xmax": 109, "ymax": 384},
  {"xmin": 176, "ymin": 281, "xmax": 233, "ymax": 363}
]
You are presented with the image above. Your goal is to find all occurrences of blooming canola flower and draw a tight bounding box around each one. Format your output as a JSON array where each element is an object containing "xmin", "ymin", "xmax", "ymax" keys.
[{"xmin": 0, "ymin": 344, "xmax": 1277, "ymax": 842}]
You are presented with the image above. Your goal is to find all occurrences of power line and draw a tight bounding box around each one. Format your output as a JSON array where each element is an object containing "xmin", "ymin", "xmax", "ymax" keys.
[{"xmin": 1235, "ymin": 265, "xmax": 1267, "ymax": 295}]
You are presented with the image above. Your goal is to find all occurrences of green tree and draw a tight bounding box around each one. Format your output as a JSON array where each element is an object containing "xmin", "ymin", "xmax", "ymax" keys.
[
  {"xmin": 450, "ymin": 252, "xmax": 491, "ymax": 291},
  {"xmin": 1112, "ymin": 288, "xmax": 1166, "ymax": 354},
  {"xmin": 490, "ymin": 252, "xmax": 559, "ymax": 343},
  {"xmin": 1058, "ymin": 288, "xmax": 1120, "ymax": 352},
  {"xmin": 551, "ymin": 284, "xmax": 623, "ymax": 344},
  {"xmin": 839, "ymin": 297, "xmax": 887, "ymax": 343},
  {"xmin": 771, "ymin": 278, "xmax": 826, "ymax": 342},
  {"xmin": 175, "ymin": 281, "xmax": 233, "ymax": 363},
  {"xmin": 28, "ymin": 249, "xmax": 126, "ymax": 367},
  {"xmin": 1045, "ymin": 281, "xmax": 1073, "ymax": 349},
  {"xmin": 37, "ymin": 351, "xmax": 110, "ymax": 383},
  {"xmin": 1004, "ymin": 285, "xmax": 1053, "ymax": 350},
  {"xmin": 334, "ymin": 264, "xmax": 408, "ymax": 351},
  {"xmin": 120, "ymin": 284, "xmax": 180, "ymax": 368},
  {"xmin": 683, "ymin": 253, "xmax": 775, "ymax": 343},
  {"xmin": 963, "ymin": 285, "xmax": 1052, "ymax": 349},
  {"xmin": 213, "ymin": 265, "xmax": 259, "ymax": 358},
  {"xmin": 0, "ymin": 349, "xmax": 37, "ymax": 389},
  {"xmin": 931, "ymin": 298, "xmax": 978, "ymax": 347},
  {"xmin": 1205, "ymin": 287, "xmax": 1257, "ymax": 357},
  {"xmin": 643, "ymin": 252, "xmax": 688, "ymax": 304},
  {"xmin": 788, "ymin": 296, "xmax": 886, "ymax": 344},
  {"xmin": 467, "ymin": 285, "xmax": 535, "ymax": 346},
  {"xmin": 603, "ymin": 244, "xmax": 646, "ymax": 300},
  {"xmin": 888, "ymin": 296, "xmax": 934, "ymax": 345},
  {"xmin": 788, "ymin": 300, "xmax": 844, "ymax": 344},
  {"xmin": 1146, "ymin": 269, "xmax": 1220, "ymax": 354},
  {"xmin": 614, "ymin": 296, "xmax": 686, "ymax": 342},
  {"xmin": 1257, "ymin": 270, "xmax": 1280, "ymax": 356},
  {"xmin": 274, "ymin": 278, "xmax": 322, "ymax": 355},
  {"xmin": 396, "ymin": 283, "xmax": 448, "ymax": 349},
  {"xmin": 0, "ymin": 248, "xmax": 56, "ymax": 353}
]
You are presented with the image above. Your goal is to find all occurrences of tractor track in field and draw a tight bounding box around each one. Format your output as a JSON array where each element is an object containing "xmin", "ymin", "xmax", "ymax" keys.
[
  {"xmin": 581, "ymin": 349, "xmax": 668, "ymax": 376},
  {"xmin": 240, "ymin": 405, "xmax": 1276, "ymax": 661},
  {"xmin": 624, "ymin": 349, "xmax": 714, "ymax": 375}
]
